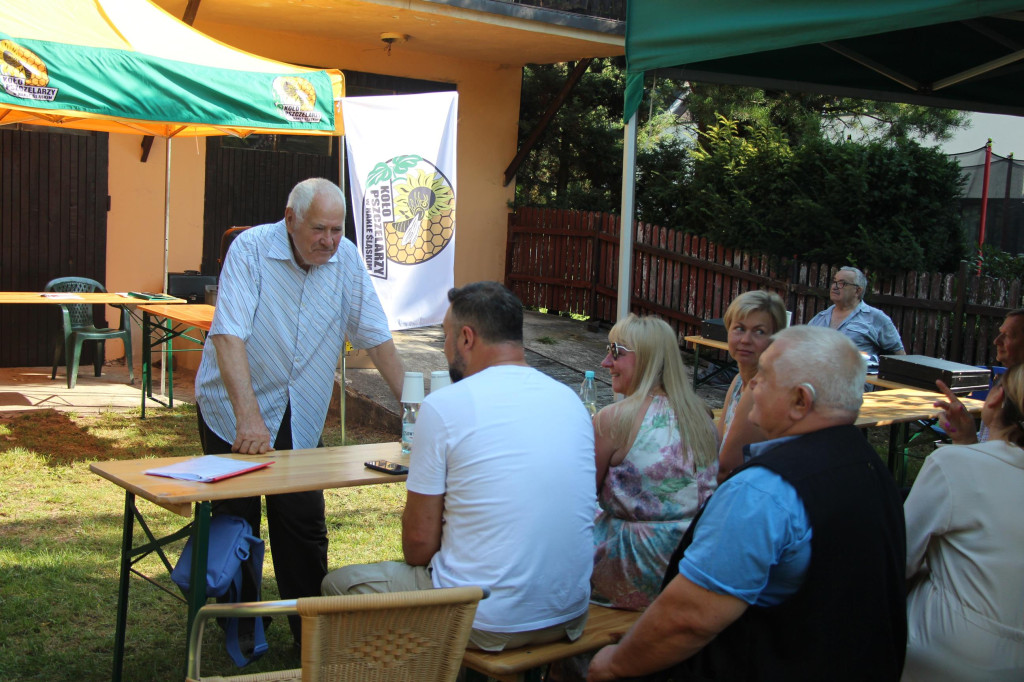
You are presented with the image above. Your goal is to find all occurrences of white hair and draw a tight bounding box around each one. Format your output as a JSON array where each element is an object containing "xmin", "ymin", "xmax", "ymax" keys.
[
  {"xmin": 839, "ymin": 266, "xmax": 867, "ymax": 300},
  {"xmin": 286, "ymin": 178, "xmax": 345, "ymax": 223},
  {"xmin": 772, "ymin": 326, "xmax": 865, "ymax": 414}
]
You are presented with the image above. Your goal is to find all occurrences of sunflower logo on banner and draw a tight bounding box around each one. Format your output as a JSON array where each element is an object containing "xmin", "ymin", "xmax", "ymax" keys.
[
  {"xmin": 344, "ymin": 92, "xmax": 458, "ymax": 330},
  {"xmin": 271, "ymin": 76, "xmax": 322, "ymax": 123},
  {"xmin": 363, "ymin": 157, "xmax": 455, "ymax": 273}
]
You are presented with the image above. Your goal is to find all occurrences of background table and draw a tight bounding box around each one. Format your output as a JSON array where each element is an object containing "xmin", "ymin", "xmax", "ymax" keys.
[
  {"xmin": 0, "ymin": 292, "xmax": 183, "ymax": 305},
  {"xmin": 859, "ymin": 388, "xmax": 983, "ymax": 481},
  {"xmin": 91, "ymin": 441, "xmax": 408, "ymax": 681},
  {"xmin": 138, "ymin": 303, "xmax": 215, "ymax": 417},
  {"xmin": 684, "ymin": 335, "xmax": 975, "ymax": 393},
  {"xmin": 713, "ymin": 387, "xmax": 983, "ymax": 481}
]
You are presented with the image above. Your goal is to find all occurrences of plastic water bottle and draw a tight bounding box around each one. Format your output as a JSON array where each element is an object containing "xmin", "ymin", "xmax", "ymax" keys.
[
  {"xmin": 579, "ymin": 370, "xmax": 598, "ymax": 417},
  {"xmin": 400, "ymin": 371, "xmax": 424, "ymax": 456},
  {"xmin": 401, "ymin": 403, "xmax": 418, "ymax": 455}
]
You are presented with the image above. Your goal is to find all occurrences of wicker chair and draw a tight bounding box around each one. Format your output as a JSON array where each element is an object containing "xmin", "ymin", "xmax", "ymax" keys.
[{"xmin": 186, "ymin": 586, "xmax": 485, "ymax": 682}]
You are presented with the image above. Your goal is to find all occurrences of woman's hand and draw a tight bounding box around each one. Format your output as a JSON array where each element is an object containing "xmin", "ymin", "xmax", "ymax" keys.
[{"xmin": 933, "ymin": 379, "xmax": 979, "ymax": 445}]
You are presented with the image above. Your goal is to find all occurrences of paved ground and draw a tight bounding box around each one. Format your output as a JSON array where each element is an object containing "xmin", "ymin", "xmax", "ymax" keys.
[
  {"xmin": 344, "ymin": 310, "xmax": 727, "ymax": 434},
  {"xmin": 0, "ymin": 311, "xmax": 727, "ymax": 429},
  {"xmin": 0, "ymin": 362, "xmax": 195, "ymax": 418}
]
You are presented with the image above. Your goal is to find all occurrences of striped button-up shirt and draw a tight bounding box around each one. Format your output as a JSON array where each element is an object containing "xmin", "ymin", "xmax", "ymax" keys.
[{"xmin": 196, "ymin": 219, "xmax": 391, "ymax": 449}]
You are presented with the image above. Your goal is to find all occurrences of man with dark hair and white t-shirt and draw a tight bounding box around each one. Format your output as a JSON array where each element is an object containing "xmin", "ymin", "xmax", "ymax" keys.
[{"xmin": 322, "ymin": 281, "xmax": 596, "ymax": 651}]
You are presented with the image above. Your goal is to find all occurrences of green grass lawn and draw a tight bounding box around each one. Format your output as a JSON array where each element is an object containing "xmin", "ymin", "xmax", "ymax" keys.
[
  {"xmin": 0, "ymin": 405, "xmax": 402, "ymax": 681},
  {"xmin": 0, "ymin": 401, "xmax": 933, "ymax": 681}
]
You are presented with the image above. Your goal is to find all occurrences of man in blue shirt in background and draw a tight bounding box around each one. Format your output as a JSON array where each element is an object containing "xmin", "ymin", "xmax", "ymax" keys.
[
  {"xmin": 588, "ymin": 325, "xmax": 906, "ymax": 681},
  {"xmin": 808, "ymin": 265, "xmax": 905, "ymax": 363}
]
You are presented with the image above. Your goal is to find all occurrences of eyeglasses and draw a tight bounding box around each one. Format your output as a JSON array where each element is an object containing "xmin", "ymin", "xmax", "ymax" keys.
[
  {"xmin": 606, "ymin": 342, "xmax": 634, "ymax": 360},
  {"xmin": 831, "ymin": 280, "xmax": 860, "ymax": 290}
]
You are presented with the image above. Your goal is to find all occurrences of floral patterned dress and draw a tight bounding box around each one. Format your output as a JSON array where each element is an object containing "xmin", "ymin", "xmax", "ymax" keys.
[
  {"xmin": 720, "ymin": 376, "xmax": 743, "ymax": 443},
  {"xmin": 590, "ymin": 395, "xmax": 718, "ymax": 610}
]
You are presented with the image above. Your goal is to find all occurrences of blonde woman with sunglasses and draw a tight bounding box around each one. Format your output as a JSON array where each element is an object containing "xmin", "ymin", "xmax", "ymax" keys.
[
  {"xmin": 590, "ymin": 314, "xmax": 718, "ymax": 610},
  {"xmin": 902, "ymin": 364, "xmax": 1024, "ymax": 681}
]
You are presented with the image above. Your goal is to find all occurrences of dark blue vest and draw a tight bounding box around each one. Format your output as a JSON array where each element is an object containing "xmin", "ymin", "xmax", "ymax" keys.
[{"xmin": 654, "ymin": 424, "xmax": 906, "ymax": 681}]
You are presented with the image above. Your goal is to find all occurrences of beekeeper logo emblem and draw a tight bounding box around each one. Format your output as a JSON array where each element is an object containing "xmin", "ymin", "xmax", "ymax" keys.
[
  {"xmin": 0, "ymin": 40, "xmax": 57, "ymax": 102},
  {"xmin": 272, "ymin": 76, "xmax": 321, "ymax": 123},
  {"xmin": 360, "ymin": 155, "xmax": 455, "ymax": 277}
]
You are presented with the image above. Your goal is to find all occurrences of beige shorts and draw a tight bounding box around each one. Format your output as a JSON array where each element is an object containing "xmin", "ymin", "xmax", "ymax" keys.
[{"xmin": 322, "ymin": 560, "xmax": 588, "ymax": 651}]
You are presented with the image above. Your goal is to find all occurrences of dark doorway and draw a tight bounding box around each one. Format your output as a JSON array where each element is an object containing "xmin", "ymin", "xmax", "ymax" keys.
[{"xmin": 0, "ymin": 127, "xmax": 109, "ymax": 367}]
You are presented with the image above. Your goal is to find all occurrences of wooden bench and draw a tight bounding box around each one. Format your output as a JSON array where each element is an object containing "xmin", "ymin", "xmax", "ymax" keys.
[{"xmin": 461, "ymin": 604, "xmax": 642, "ymax": 682}]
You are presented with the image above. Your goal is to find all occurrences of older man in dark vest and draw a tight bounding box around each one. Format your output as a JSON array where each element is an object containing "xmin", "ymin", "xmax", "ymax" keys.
[{"xmin": 588, "ymin": 325, "xmax": 907, "ymax": 681}]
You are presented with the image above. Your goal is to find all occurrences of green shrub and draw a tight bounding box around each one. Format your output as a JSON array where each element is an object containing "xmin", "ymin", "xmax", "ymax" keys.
[{"xmin": 671, "ymin": 117, "xmax": 968, "ymax": 274}]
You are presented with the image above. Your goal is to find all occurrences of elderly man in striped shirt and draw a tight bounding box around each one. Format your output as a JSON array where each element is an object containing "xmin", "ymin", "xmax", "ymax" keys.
[{"xmin": 195, "ymin": 177, "xmax": 404, "ymax": 647}]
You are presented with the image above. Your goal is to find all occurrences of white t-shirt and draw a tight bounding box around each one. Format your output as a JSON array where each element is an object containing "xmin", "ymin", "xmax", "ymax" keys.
[{"xmin": 406, "ymin": 364, "xmax": 596, "ymax": 633}]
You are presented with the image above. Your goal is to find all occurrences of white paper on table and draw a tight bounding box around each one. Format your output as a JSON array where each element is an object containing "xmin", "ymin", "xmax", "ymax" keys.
[{"xmin": 145, "ymin": 455, "xmax": 272, "ymax": 483}]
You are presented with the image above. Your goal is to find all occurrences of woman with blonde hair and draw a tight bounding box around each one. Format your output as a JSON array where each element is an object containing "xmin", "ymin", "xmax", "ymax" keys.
[
  {"xmin": 590, "ymin": 314, "xmax": 718, "ymax": 610},
  {"xmin": 717, "ymin": 290, "xmax": 787, "ymax": 482},
  {"xmin": 902, "ymin": 364, "xmax": 1024, "ymax": 680}
]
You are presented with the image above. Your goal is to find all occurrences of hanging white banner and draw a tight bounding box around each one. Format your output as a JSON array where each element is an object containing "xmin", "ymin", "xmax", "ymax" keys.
[{"xmin": 343, "ymin": 91, "xmax": 458, "ymax": 330}]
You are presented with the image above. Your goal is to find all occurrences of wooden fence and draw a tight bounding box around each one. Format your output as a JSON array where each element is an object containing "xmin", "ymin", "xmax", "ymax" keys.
[{"xmin": 505, "ymin": 207, "xmax": 1024, "ymax": 367}]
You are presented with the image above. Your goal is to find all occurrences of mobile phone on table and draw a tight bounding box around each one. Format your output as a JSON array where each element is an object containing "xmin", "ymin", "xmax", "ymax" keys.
[{"xmin": 364, "ymin": 460, "xmax": 409, "ymax": 475}]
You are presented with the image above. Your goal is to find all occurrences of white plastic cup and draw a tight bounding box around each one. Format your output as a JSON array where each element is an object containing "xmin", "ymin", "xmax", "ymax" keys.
[
  {"xmin": 785, "ymin": 310, "xmax": 793, "ymax": 328},
  {"xmin": 430, "ymin": 370, "xmax": 452, "ymax": 393},
  {"xmin": 401, "ymin": 371, "xmax": 425, "ymax": 403}
]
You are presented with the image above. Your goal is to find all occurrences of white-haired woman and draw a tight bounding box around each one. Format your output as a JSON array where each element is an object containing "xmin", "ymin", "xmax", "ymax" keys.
[
  {"xmin": 902, "ymin": 364, "xmax": 1024, "ymax": 680},
  {"xmin": 590, "ymin": 314, "xmax": 719, "ymax": 610},
  {"xmin": 717, "ymin": 290, "xmax": 787, "ymax": 482}
]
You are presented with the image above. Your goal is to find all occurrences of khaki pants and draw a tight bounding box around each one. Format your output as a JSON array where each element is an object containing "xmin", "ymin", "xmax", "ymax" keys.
[{"xmin": 321, "ymin": 560, "xmax": 588, "ymax": 651}]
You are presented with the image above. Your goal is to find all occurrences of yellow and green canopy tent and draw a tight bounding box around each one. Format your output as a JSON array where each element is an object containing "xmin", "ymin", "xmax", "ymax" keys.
[{"xmin": 0, "ymin": 0, "xmax": 344, "ymax": 137}]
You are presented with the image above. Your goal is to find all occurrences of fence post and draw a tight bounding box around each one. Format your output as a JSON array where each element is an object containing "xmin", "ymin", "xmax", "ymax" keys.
[
  {"xmin": 504, "ymin": 209, "xmax": 517, "ymax": 290},
  {"xmin": 950, "ymin": 260, "xmax": 968, "ymax": 362},
  {"xmin": 587, "ymin": 212, "xmax": 599, "ymax": 320}
]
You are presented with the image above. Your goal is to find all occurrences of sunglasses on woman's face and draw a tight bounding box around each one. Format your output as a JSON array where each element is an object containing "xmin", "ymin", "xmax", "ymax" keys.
[{"xmin": 606, "ymin": 342, "xmax": 634, "ymax": 360}]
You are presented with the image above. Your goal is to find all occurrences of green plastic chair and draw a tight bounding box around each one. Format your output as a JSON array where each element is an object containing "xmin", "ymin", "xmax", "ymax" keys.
[{"xmin": 44, "ymin": 277, "xmax": 134, "ymax": 389}]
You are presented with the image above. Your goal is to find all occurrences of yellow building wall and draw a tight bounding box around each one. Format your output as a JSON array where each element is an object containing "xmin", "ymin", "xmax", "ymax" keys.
[
  {"xmin": 103, "ymin": 23, "xmax": 521, "ymax": 369},
  {"xmin": 106, "ymin": 135, "xmax": 207, "ymax": 366}
]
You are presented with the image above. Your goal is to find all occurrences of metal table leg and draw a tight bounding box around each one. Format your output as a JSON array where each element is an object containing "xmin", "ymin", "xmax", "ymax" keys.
[
  {"xmin": 166, "ymin": 317, "xmax": 174, "ymax": 408},
  {"xmin": 692, "ymin": 343, "xmax": 702, "ymax": 392},
  {"xmin": 109, "ymin": 493, "xmax": 211, "ymax": 681},
  {"xmin": 112, "ymin": 492, "xmax": 136, "ymax": 682},
  {"xmin": 183, "ymin": 502, "xmax": 211, "ymax": 678},
  {"xmin": 887, "ymin": 422, "xmax": 909, "ymax": 478}
]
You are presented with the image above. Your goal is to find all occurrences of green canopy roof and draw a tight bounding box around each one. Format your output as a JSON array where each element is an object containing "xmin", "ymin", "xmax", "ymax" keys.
[{"xmin": 626, "ymin": 0, "xmax": 1024, "ymax": 121}]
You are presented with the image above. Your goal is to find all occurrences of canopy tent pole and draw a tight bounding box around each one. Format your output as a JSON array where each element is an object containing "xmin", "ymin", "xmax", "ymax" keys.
[
  {"xmin": 617, "ymin": 110, "xmax": 638, "ymax": 321},
  {"xmin": 160, "ymin": 137, "xmax": 172, "ymax": 396},
  {"xmin": 978, "ymin": 139, "xmax": 992, "ymax": 274},
  {"xmin": 164, "ymin": 138, "xmax": 172, "ymax": 293},
  {"xmin": 339, "ymin": 134, "xmax": 347, "ymax": 445}
]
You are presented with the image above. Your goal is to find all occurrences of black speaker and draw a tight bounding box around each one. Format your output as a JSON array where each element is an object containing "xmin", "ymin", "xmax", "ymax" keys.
[
  {"xmin": 700, "ymin": 318, "xmax": 728, "ymax": 342},
  {"xmin": 167, "ymin": 271, "xmax": 217, "ymax": 304}
]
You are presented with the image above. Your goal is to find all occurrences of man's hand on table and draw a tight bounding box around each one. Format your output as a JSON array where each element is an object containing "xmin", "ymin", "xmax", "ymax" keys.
[{"xmin": 232, "ymin": 412, "xmax": 273, "ymax": 454}]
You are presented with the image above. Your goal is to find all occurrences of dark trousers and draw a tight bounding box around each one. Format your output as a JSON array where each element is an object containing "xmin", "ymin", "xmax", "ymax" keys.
[{"xmin": 196, "ymin": 403, "xmax": 328, "ymax": 642}]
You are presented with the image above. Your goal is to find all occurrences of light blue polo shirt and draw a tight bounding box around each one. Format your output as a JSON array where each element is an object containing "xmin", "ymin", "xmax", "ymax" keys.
[{"xmin": 680, "ymin": 438, "xmax": 812, "ymax": 607}]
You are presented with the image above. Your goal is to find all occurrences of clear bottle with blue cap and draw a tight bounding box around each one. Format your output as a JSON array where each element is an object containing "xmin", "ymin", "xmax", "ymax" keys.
[{"xmin": 579, "ymin": 370, "xmax": 597, "ymax": 417}]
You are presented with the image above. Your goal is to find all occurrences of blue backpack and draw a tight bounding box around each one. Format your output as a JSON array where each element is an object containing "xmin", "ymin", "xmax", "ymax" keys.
[{"xmin": 172, "ymin": 514, "xmax": 268, "ymax": 667}]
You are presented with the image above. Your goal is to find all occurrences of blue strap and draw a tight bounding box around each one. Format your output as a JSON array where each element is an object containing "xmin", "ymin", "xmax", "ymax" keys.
[{"xmin": 222, "ymin": 531, "xmax": 267, "ymax": 667}]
